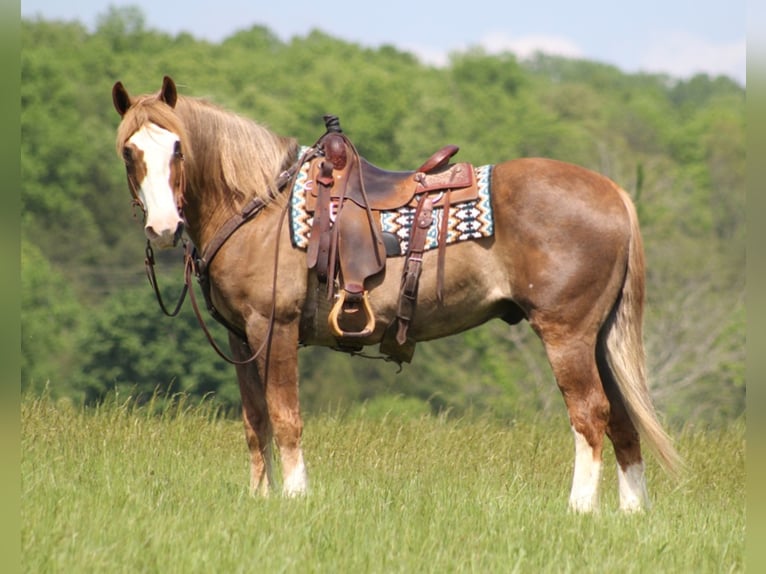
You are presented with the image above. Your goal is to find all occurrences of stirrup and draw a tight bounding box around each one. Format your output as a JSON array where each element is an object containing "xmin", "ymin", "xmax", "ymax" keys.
[{"xmin": 328, "ymin": 289, "xmax": 376, "ymax": 339}]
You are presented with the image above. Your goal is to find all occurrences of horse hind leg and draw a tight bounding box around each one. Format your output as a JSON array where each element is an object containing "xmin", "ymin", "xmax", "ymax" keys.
[
  {"xmin": 230, "ymin": 333, "xmax": 275, "ymax": 496},
  {"xmin": 539, "ymin": 334, "xmax": 610, "ymax": 513},
  {"xmin": 597, "ymin": 337, "xmax": 651, "ymax": 512}
]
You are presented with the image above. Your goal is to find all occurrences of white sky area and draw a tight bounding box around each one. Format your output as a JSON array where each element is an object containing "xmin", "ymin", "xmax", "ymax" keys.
[{"xmin": 21, "ymin": 0, "xmax": 746, "ymax": 85}]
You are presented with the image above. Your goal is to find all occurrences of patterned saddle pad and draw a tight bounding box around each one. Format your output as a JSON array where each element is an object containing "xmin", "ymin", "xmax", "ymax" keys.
[{"xmin": 290, "ymin": 159, "xmax": 495, "ymax": 255}]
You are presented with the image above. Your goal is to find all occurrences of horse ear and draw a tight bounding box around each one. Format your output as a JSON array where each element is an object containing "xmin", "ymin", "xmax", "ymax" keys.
[
  {"xmin": 112, "ymin": 81, "xmax": 132, "ymax": 117},
  {"xmin": 160, "ymin": 75, "xmax": 178, "ymax": 108}
]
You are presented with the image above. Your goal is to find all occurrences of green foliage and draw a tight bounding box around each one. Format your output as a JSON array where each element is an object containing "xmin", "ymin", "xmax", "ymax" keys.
[
  {"xmin": 73, "ymin": 285, "xmax": 240, "ymax": 410},
  {"xmin": 20, "ymin": 9, "xmax": 745, "ymax": 425},
  {"xmin": 20, "ymin": 239, "xmax": 82, "ymax": 394},
  {"xmin": 22, "ymin": 396, "xmax": 745, "ymax": 572}
]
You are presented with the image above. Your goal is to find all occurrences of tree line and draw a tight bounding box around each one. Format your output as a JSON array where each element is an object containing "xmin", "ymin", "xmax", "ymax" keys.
[{"xmin": 21, "ymin": 6, "xmax": 745, "ymax": 425}]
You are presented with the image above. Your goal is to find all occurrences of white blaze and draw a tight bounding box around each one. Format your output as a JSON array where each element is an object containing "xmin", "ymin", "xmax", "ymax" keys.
[{"xmin": 128, "ymin": 124, "xmax": 183, "ymax": 247}]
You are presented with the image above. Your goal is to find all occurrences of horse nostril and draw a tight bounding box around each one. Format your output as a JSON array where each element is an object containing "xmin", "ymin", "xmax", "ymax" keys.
[{"xmin": 145, "ymin": 224, "xmax": 160, "ymax": 240}]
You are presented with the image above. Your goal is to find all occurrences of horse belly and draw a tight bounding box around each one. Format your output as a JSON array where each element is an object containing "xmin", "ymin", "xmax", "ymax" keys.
[
  {"xmin": 298, "ymin": 239, "xmax": 511, "ymax": 347},
  {"xmin": 405, "ymin": 241, "xmax": 512, "ymax": 341}
]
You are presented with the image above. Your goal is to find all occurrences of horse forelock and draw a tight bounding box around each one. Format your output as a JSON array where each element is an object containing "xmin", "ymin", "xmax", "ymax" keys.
[{"xmin": 115, "ymin": 94, "xmax": 189, "ymax": 161}]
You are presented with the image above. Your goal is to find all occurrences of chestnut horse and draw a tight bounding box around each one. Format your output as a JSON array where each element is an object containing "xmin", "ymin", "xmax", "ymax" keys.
[{"xmin": 112, "ymin": 76, "xmax": 680, "ymax": 512}]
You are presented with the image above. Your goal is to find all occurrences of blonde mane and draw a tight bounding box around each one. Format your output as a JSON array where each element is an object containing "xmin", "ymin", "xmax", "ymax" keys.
[{"xmin": 116, "ymin": 92, "xmax": 299, "ymax": 207}]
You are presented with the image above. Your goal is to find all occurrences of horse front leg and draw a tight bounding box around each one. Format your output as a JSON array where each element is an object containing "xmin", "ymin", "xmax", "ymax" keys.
[
  {"xmin": 230, "ymin": 332, "xmax": 274, "ymax": 496},
  {"xmin": 252, "ymin": 319, "xmax": 307, "ymax": 497}
]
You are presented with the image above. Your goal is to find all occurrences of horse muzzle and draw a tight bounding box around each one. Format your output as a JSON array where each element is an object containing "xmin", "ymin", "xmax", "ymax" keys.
[{"xmin": 145, "ymin": 218, "xmax": 185, "ymax": 248}]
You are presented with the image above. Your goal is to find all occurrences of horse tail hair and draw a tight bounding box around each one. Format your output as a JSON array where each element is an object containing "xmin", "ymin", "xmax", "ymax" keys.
[{"xmin": 601, "ymin": 187, "xmax": 683, "ymax": 477}]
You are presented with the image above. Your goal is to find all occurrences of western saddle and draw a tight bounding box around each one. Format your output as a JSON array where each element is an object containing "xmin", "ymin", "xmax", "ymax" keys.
[{"xmin": 303, "ymin": 115, "xmax": 480, "ymax": 363}]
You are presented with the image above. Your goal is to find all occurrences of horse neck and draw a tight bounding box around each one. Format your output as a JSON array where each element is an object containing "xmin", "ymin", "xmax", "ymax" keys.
[
  {"xmin": 181, "ymin": 184, "xmax": 241, "ymax": 252},
  {"xmin": 175, "ymin": 99, "xmax": 298, "ymax": 251}
]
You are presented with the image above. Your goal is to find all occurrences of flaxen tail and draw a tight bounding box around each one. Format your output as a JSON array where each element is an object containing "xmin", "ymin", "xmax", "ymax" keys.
[{"xmin": 602, "ymin": 187, "xmax": 683, "ymax": 476}]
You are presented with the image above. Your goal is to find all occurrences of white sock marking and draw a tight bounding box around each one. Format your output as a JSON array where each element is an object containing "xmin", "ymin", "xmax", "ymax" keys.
[
  {"xmin": 282, "ymin": 450, "xmax": 308, "ymax": 497},
  {"xmin": 569, "ymin": 428, "xmax": 602, "ymax": 512},
  {"xmin": 617, "ymin": 461, "xmax": 650, "ymax": 512}
]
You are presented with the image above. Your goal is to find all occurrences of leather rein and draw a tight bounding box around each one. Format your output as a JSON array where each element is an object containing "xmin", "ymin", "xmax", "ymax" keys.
[{"xmin": 142, "ymin": 146, "xmax": 317, "ymax": 366}]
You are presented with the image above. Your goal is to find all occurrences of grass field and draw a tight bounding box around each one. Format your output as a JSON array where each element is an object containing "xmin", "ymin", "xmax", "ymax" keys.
[{"xmin": 21, "ymin": 395, "xmax": 744, "ymax": 573}]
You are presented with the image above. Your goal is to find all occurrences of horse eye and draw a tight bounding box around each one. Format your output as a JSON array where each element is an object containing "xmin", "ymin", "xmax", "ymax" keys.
[
  {"xmin": 122, "ymin": 147, "xmax": 133, "ymax": 164},
  {"xmin": 173, "ymin": 141, "xmax": 184, "ymax": 160}
]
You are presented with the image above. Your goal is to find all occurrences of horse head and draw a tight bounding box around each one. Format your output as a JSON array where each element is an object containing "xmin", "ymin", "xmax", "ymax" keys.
[{"xmin": 113, "ymin": 76, "xmax": 186, "ymax": 248}]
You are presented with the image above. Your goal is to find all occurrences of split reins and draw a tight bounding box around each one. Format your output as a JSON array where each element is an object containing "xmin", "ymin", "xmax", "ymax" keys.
[{"xmin": 144, "ymin": 240, "xmax": 188, "ymax": 317}]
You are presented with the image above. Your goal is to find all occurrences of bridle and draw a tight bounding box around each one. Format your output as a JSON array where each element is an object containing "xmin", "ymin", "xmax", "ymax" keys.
[
  {"xmin": 127, "ymin": 141, "xmax": 189, "ymax": 317},
  {"xmin": 125, "ymin": 137, "xmax": 187, "ymax": 243}
]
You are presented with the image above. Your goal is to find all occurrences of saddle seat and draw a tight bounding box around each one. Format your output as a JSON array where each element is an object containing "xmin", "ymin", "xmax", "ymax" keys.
[
  {"xmin": 305, "ymin": 144, "xmax": 478, "ymax": 213},
  {"xmin": 303, "ymin": 116, "xmax": 480, "ymax": 361}
]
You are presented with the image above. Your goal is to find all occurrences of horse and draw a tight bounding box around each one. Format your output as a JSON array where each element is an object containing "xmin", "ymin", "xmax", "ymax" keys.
[{"xmin": 112, "ymin": 75, "xmax": 680, "ymax": 512}]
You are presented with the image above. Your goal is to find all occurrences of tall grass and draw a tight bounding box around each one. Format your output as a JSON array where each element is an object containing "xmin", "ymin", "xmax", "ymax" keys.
[{"xmin": 22, "ymin": 394, "xmax": 744, "ymax": 573}]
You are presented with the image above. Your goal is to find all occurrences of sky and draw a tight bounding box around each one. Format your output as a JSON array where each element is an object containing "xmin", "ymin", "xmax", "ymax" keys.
[{"xmin": 21, "ymin": 0, "xmax": 747, "ymax": 85}]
